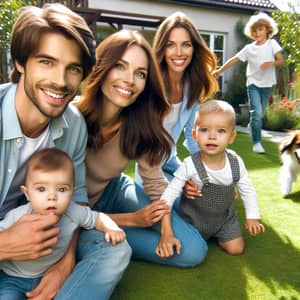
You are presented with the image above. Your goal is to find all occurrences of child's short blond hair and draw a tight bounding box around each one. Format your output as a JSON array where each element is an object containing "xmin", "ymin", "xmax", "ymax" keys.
[
  {"xmin": 195, "ymin": 99, "xmax": 236, "ymax": 129},
  {"xmin": 244, "ymin": 12, "xmax": 278, "ymax": 39}
]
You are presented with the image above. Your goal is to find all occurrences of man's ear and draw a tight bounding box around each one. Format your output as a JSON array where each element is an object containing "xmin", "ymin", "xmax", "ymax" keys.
[
  {"xmin": 21, "ymin": 185, "xmax": 30, "ymax": 201},
  {"xmin": 15, "ymin": 60, "xmax": 25, "ymax": 74}
]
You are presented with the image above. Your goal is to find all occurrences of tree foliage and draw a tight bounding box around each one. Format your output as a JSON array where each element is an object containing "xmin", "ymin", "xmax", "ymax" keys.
[
  {"xmin": 272, "ymin": 5, "xmax": 300, "ymax": 72},
  {"xmin": 0, "ymin": 0, "xmax": 25, "ymax": 54}
]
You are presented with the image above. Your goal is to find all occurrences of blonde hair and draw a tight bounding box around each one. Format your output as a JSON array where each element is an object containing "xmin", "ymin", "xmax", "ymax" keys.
[
  {"xmin": 195, "ymin": 99, "xmax": 236, "ymax": 128},
  {"xmin": 244, "ymin": 12, "xmax": 278, "ymax": 40}
]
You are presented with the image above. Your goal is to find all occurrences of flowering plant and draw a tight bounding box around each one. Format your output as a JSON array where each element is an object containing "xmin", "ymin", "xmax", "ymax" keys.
[{"xmin": 263, "ymin": 74, "xmax": 300, "ymax": 131}]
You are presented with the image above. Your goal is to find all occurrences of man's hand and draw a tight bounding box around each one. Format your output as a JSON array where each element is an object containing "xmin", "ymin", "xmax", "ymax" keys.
[
  {"xmin": 0, "ymin": 213, "xmax": 59, "ymax": 261},
  {"xmin": 26, "ymin": 266, "xmax": 63, "ymax": 300},
  {"xmin": 134, "ymin": 200, "xmax": 171, "ymax": 227},
  {"xmin": 26, "ymin": 227, "xmax": 79, "ymax": 299},
  {"xmin": 183, "ymin": 179, "xmax": 202, "ymax": 199}
]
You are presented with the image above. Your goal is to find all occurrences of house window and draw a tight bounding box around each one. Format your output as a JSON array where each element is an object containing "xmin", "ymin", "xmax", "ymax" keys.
[{"xmin": 200, "ymin": 32, "xmax": 225, "ymax": 91}]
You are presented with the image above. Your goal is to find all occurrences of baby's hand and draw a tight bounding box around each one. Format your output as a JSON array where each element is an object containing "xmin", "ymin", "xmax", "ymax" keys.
[
  {"xmin": 105, "ymin": 228, "xmax": 126, "ymax": 246},
  {"xmin": 184, "ymin": 179, "xmax": 202, "ymax": 199},
  {"xmin": 245, "ymin": 219, "xmax": 265, "ymax": 236},
  {"xmin": 98, "ymin": 212, "xmax": 126, "ymax": 245}
]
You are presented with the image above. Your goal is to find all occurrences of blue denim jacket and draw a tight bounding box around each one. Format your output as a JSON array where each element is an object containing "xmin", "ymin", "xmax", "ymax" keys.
[
  {"xmin": 0, "ymin": 83, "xmax": 88, "ymax": 212},
  {"xmin": 163, "ymin": 85, "xmax": 200, "ymax": 174},
  {"xmin": 135, "ymin": 85, "xmax": 200, "ymax": 183}
]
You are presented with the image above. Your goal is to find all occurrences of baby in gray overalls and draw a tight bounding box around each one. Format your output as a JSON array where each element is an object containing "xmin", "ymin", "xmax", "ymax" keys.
[{"xmin": 157, "ymin": 100, "xmax": 265, "ymax": 258}]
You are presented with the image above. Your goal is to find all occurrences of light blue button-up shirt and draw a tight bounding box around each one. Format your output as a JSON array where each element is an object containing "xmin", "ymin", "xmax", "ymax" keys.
[
  {"xmin": 163, "ymin": 84, "xmax": 200, "ymax": 174},
  {"xmin": 135, "ymin": 84, "xmax": 200, "ymax": 184},
  {"xmin": 0, "ymin": 83, "xmax": 88, "ymax": 215}
]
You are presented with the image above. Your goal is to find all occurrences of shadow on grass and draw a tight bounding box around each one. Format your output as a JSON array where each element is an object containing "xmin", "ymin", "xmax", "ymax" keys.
[
  {"xmin": 112, "ymin": 220, "xmax": 300, "ymax": 299},
  {"xmin": 240, "ymin": 224, "xmax": 300, "ymax": 298},
  {"xmin": 285, "ymin": 190, "xmax": 300, "ymax": 203}
]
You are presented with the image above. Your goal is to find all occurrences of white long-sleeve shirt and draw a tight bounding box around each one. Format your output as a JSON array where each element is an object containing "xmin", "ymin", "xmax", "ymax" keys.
[{"xmin": 161, "ymin": 151, "xmax": 260, "ymax": 219}]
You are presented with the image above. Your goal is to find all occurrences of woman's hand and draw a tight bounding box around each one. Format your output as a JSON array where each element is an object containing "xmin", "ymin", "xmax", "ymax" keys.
[
  {"xmin": 26, "ymin": 266, "xmax": 64, "ymax": 299},
  {"xmin": 134, "ymin": 200, "xmax": 170, "ymax": 227},
  {"xmin": 156, "ymin": 234, "xmax": 181, "ymax": 258}
]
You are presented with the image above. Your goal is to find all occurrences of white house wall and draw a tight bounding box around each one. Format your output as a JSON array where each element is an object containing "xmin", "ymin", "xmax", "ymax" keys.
[{"xmin": 90, "ymin": 0, "xmax": 252, "ymax": 92}]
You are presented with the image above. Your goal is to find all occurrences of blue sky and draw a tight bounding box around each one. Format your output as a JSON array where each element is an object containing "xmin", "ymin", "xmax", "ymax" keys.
[{"xmin": 270, "ymin": 0, "xmax": 300, "ymax": 11}]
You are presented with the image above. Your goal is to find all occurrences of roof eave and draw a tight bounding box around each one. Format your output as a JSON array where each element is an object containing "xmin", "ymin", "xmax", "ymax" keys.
[{"xmin": 155, "ymin": 0, "xmax": 278, "ymax": 13}]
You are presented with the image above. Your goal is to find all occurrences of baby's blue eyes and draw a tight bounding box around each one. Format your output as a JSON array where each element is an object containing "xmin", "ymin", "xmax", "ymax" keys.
[
  {"xmin": 198, "ymin": 128, "xmax": 227, "ymax": 134},
  {"xmin": 35, "ymin": 187, "xmax": 68, "ymax": 192},
  {"xmin": 199, "ymin": 128, "xmax": 208, "ymax": 133}
]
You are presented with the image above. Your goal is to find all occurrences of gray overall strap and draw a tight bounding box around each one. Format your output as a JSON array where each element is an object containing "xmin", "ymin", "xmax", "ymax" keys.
[
  {"xmin": 191, "ymin": 150, "xmax": 240, "ymax": 184},
  {"xmin": 191, "ymin": 151, "xmax": 209, "ymax": 185},
  {"xmin": 226, "ymin": 150, "xmax": 240, "ymax": 183}
]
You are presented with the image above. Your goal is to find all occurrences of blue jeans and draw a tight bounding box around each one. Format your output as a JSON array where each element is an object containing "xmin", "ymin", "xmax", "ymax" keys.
[
  {"xmin": 0, "ymin": 270, "xmax": 41, "ymax": 300},
  {"xmin": 56, "ymin": 230, "xmax": 131, "ymax": 300},
  {"xmin": 0, "ymin": 231, "xmax": 131, "ymax": 300},
  {"xmin": 93, "ymin": 174, "xmax": 207, "ymax": 268},
  {"xmin": 247, "ymin": 84, "xmax": 272, "ymax": 144},
  {"xmin": 162, "ymin": 155, "xmax": 182, "ymax": 181}
]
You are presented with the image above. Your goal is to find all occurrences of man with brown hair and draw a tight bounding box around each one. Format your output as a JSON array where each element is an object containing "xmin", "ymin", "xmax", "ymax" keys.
[{"xmin": 0, "ymin": 3, "xmax": 131, "ymax": 299}]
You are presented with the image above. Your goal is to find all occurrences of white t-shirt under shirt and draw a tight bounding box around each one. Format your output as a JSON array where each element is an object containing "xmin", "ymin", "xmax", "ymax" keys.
[
  {"xmin": 164, "ymin": 102, "xmax": 182, "ymax": 134},
  {"xmin": 235, "ymin": 39, "xmax": 282, "ymax": 87},
  {"xmin": 1, "ymin": 126, "xmax": 50, "ymax": 219}
]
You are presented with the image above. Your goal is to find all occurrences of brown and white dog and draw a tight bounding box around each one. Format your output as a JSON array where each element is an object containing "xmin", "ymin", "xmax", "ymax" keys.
[{"xmin": 279, "ymin": 130, "xmax": 300, "ymax": 197}]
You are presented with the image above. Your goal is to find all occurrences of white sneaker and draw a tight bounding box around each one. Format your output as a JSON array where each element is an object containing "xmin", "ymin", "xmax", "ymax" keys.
[{"xmin": 253, "ymin": 142, "xmax": 265, "ymax": 154}]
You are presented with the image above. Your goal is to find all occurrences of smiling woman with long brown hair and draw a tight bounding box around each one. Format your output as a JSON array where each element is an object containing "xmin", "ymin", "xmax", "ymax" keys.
[{"xmin": 77, "ymin": 29, "xmax": 207, "ymax": 267}]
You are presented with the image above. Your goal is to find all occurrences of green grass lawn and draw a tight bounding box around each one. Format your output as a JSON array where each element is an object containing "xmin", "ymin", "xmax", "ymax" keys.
[{"xmin": 112, "ymin": 132, "xmax": 300, "ymax": 300}]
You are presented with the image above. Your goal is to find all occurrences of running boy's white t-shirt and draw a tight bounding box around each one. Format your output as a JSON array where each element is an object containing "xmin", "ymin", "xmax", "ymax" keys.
[{"xmin": 235, "ymin": 39, "xmax": 282, "ymax": 87}]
